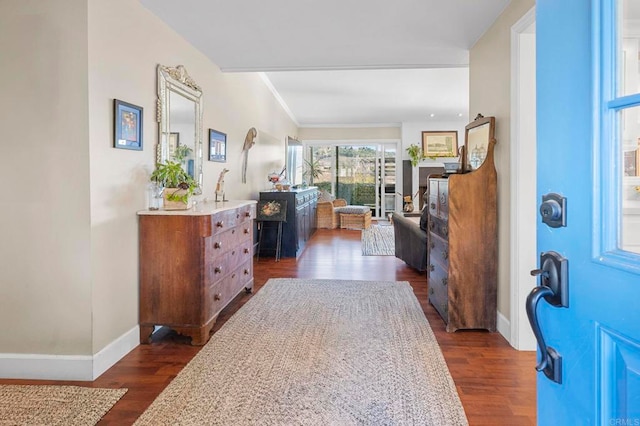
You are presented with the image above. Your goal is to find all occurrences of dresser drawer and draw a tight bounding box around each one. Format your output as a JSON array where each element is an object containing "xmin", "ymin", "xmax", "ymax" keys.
[
  {"xmin": 206, "ymin": 226, "xmax": 248, "ymax": 260},
  {"xmin": 429, "ymin": 232, "xmax": 449, "ymax": 270},
  {"xmin": 428, "ymin": 262, "xmax": 449, "ymax": 322},
  {"xmin": 207, "ymin": 259, "xmax": 252, "ymax": 312},
  {"xmin": 429, "ymin": 216, "xmax": 449, "ymax": 239},
  {"xmin": 428, "ymin": 196, "xmax": 438, "ymax": 218},
  {"xmin": 437, "ymin": 180, "xmax": 449, "ymax": 217},
  {"xmin": 205, "ymin": 239, "xmax": 253, "ymax": 286}
]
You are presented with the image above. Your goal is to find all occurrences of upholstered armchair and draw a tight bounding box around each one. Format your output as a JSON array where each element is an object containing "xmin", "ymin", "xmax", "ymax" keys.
[{"xmin": 317, "ymin": 198, "xmax": 347, "ymax": 229}]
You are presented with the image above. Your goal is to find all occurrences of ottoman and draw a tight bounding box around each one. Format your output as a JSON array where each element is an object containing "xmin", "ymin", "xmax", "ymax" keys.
[{"xmin": 336, "ymin": 206, "xmax": 372, "ymax": 230}]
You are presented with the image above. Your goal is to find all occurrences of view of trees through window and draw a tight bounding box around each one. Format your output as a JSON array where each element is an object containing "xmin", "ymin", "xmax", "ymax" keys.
[{"xmin": 309, "ymin": 144, "xmax": 396, "ymax": 218}]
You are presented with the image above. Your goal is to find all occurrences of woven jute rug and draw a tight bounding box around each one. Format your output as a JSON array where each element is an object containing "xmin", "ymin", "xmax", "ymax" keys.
[
  {"xmin": 361, "ymin": 224, "xmax": 395, "ymax": 256},
  {"xmin": 135, "ymin": 278, "xmax": 468, "ymax": 425},
  {"xmin": 0, "ymin": 385, "xmax": 126, "ymax": 425}
]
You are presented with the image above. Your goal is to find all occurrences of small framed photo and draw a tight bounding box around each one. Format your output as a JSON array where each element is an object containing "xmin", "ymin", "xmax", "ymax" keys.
[
  {"xmin": 113, "ymin": 99, "xmax": 143, "ymax": 150},
  {"xmin": 209, "ymin": 128, "xmax": 227, "ymax": 162},
  {"xmin": 422, "ymin": 130, "xmax": 458, "ymax": 158}
]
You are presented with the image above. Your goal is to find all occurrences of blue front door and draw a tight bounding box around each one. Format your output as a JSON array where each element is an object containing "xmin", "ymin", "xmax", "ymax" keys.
[{"xmin": 535, "ymin": 0, "xmax": 640, "ymax": 424}]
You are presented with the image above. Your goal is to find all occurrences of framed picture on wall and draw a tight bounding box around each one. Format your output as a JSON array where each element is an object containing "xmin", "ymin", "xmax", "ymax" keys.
[
  {"xmin": 113, "ymin": 99, "xmax": 143, "ymax": 151},
  {"xmin": 209, "ymin": 128, "xmax": 227, "ymax": 162},
  {"xmin": 422, "ymin": 130, "xmax": 458, "ymax": 158}
]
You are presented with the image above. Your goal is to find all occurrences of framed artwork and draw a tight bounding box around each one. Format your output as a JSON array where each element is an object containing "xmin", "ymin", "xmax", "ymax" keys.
[
  {"xmin": 209, "ymin": 128, "xmax": 227, "ymax": 162},
  {"xmin": 463, "ymin": 115, "xmax": 495, "ymax": 172},
  {"xmin": 168, "ymin": 132, "xmax": 179, "ymax": 159},
  {"xmin": 422, "ymin": 131, "xmax": 458, "ymax": 157},
  {"xmin": 114, "ymin": 99, "xmax": 143, "ymax": 150},
  {"xmin": 257, "ymin": 200, "xmax": 287, "ymax": 222}
]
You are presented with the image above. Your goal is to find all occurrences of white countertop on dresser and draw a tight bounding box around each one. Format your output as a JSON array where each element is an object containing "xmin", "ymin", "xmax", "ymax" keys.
[{"xmin": 137, "ymin": 199, "xmax": 256, "ymax": 216}]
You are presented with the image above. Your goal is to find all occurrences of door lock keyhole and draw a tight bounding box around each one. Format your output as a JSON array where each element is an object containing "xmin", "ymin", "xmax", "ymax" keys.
[{"xmin": 540, "ymin": 193, "xmax": 567, "ymax": 228}]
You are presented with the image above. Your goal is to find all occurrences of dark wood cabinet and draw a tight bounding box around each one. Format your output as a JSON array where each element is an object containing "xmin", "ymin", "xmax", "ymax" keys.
[
  {"xmin": 258, "ymin": 187, "xmax": 318, "ymax": 258},
  {"xmin": 138, "ymin": 201, "xmax": 256, "ymax": 345},
  {"xmin": 427, "ymin": 139, "xmax": 497, "ymax": 332}
]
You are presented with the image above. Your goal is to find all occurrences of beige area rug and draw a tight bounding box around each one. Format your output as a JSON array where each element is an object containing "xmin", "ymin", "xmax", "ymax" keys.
[
  {"xmin": 361, "ymin": 224, "xmax": 395, "ymax": 255},
  {"xmin": 135, "ymin": 278, "xmax": 468, "ymax": 425},
  {"xmin": 0, "ymin": 385, "xmax": 127, "ymax": 425}
]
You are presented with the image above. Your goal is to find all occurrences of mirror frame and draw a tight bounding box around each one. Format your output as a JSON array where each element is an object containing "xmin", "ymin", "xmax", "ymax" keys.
[
  {"xmin": 156, "ymin": 64, "xmax": 204, "ymax": 188},
  {"xmin": 285, "ymin": 136, "xmax": 303, "ymax": 187},
  {"xmin": 463, "ymin": 115, "xmax": 496, "ymax": 173}
]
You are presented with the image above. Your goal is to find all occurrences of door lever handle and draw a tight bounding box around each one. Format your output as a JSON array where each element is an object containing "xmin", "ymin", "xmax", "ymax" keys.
[
  {"xmin": 525, "ymin": 251, "xmax": 569, "ymax": 384},
  {"xmin": 526, "ymin": 285, "xmax": 562, "ymax": 383}
]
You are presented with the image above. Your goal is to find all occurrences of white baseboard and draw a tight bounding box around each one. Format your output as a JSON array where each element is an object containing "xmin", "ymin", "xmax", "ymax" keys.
[
  {"xmin": 497, "ymin": 310, "xmax": 511, "ymax": 343},
  {"xmin": 0, "ymin": 326, "xmax": 139, "ymax": 381},
  {"xmin": 93, "ymin": 325, "xmax": 140, "ymax": 379}
]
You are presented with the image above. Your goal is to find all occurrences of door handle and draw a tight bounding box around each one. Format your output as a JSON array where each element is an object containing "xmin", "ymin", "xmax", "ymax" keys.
[
  {"xmin": 525, "ymin": 251, "xmax": 568, "ymax": 384},
  {"xmin": 526, "ymin": 285, "xmax": 562, "ymax": 383}
]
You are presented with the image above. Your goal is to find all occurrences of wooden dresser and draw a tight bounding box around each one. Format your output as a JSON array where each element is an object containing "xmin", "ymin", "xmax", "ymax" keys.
[
  {"xmin": 427, "ymin": 140, "xmax": 497, "ymax": 332},
  {"xmin": 138, "ymin": 200, "xmax": 256, "ymax": 345}
]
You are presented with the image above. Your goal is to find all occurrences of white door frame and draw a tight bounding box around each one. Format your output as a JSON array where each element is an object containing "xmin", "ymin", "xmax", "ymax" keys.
[{"xmin": 509, "ymin": 6, "xmax": 537, "ymax": 351}]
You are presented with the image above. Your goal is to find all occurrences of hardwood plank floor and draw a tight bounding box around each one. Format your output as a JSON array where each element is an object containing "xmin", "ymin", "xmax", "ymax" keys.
[{"xmin": 0, "ymin": 228, "xmax": 536, "ymax": 425}]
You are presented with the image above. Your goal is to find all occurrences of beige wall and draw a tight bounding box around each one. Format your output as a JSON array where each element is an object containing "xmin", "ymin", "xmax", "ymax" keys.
[
  {"xmin": 88, "ymin": 0, "xmax": 296, "ymax": 354},
  {"xmin": 469, "ymin": 0, "xmax": 535, "ymax": 319},
  {"xmin": 0, "ymin": 0, "xmax": 92, "ymax": 354},
  {"xmin": 0, "ymin": 0, "xmax": 296, "ymax": 361}
]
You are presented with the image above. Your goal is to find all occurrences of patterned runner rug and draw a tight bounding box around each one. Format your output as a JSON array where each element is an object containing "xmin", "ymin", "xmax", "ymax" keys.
[
  {"xmin": 361, "ymin": 224, "xmax": 395, "ymax": 255},
  {"xmin": 135, "ymin": 278, "xmax": 468, "ymax": 425},
  {"xmin": 0, "ymin": 385, "xmax": 126, "ymax": 425}
]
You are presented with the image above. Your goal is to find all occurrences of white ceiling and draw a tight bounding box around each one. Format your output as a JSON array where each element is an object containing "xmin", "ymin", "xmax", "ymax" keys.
[{"xmin": 139, "ymin": 0, "xmax": 510, "ymax": 126}]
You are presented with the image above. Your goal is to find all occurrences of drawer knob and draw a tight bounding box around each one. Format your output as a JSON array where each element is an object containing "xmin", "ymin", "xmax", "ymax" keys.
[
  {"xmin": 428, "ymin": 264, "xmax": 435, "ymax": 272},
  {"xmin": 214, "ymin": 266, "xmax": 223, "ymax": 274},
  {"xmin": 214, "ymin": 242, "xmax": 222, "ymax": 249},
  {"xmin": 244, "ymin": 269, "xmax": 250, "ymax": 275},
  {"xmin": 442, "ymin": 226, "xmax": 448, "ymax": 236},
  {"xmin": 244, "ymin": 228, "xmax": 249, "ymax": 234},
  {"xmin": 232, "ymin": 250, "xmax": 236, "ymax": 255},
  {"xmin": 442, "ymin": 277, "xmax": 448, "ymax": 286},
  {"xmin": 430, "ymin": 202, "xmax": 436, "ymax": 210},
  {"xmin": 236, "ymin": 213, "xmax": 240, "ymax": 219},
  {"xmin": 245, "ymin": 211, "xmax": 251, "ymax": 217},
  {"xmin": 429, "ymin": 287, "xmax": 434, "ymax": 295},
  {"xmin": 244, "ymin": 248, "xmax": 250, "ymax": 254},
  {"xmin": 216, "ymin": 221, "xmax": 224, "ymax": 228},
  {"xmin": 443, "ymin": 249, "xmax": 449, "ymax": 260},
  {"xmin": 213, "ymin": 293, "xmax": 222, "ymax": 301}
]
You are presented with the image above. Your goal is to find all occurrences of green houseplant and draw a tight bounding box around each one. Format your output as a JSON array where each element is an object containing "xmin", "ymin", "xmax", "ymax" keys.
[
  {"xmin": 406, "ymin": 144, "xmax": 422, "ymax": 167},
  {"xmin": 303, "ymin": 158, "xmax": 323, "ymax": 183},
  {"xmin": 150, "ymin": 161, "xmax": 198, "ymax": 210}
]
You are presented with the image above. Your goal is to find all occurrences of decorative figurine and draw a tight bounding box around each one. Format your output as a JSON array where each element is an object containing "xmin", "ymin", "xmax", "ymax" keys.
[
  {"xmin": 242, "ymin": 127, "xmax": 257, "ymax": 183},
  {"xmin": 215, "ymin": 168, "xmax": 229, "ymax": 201}
]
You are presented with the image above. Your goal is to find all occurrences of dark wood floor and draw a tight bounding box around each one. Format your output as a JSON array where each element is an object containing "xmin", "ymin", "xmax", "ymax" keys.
[{"xmin": 0, "ymin": 228, "xmax": 536, "ymax": 425}]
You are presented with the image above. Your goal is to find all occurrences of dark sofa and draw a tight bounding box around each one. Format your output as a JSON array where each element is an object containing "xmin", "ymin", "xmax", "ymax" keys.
[{"xmin": 392, "ymin": 210, "xmax": 428, "ymax": 272}]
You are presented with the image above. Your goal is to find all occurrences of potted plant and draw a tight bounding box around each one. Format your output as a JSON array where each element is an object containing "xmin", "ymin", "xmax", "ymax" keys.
[
  {"xmin": 303, "ymin": 158, "xmax": 323, "ymax": 184},
  {"xmin": 406, "ymin": 144, "xmax": 422, "ymax": 167},
  {"xmin": 150, "ymin": 161, "xmax": 198, "ymax": 210}
]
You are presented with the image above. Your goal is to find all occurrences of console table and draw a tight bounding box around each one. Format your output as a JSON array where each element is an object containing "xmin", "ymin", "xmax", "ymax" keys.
[
  {"xmin": 138, "ymin": 200, "xmax": 256, "ymax": 345},
  {"xmin": 258, "ymin": 187, "xmax": 318, "ymax": 258}
]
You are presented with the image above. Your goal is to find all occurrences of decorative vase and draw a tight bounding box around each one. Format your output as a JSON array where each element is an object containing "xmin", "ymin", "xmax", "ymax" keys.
[{"xmin": 403, "ymin": 195, "xmax": 414, "ymax": 212}]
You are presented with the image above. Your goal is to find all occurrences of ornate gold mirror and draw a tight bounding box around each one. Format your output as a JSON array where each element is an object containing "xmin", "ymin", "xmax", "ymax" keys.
[
  {"xmin": 463, "ymin": 114, "xmax": 496, "ymax": 172},
  {"xmin": 156, "ymin": 64, "xmax": 203, "ymax": 189}
]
